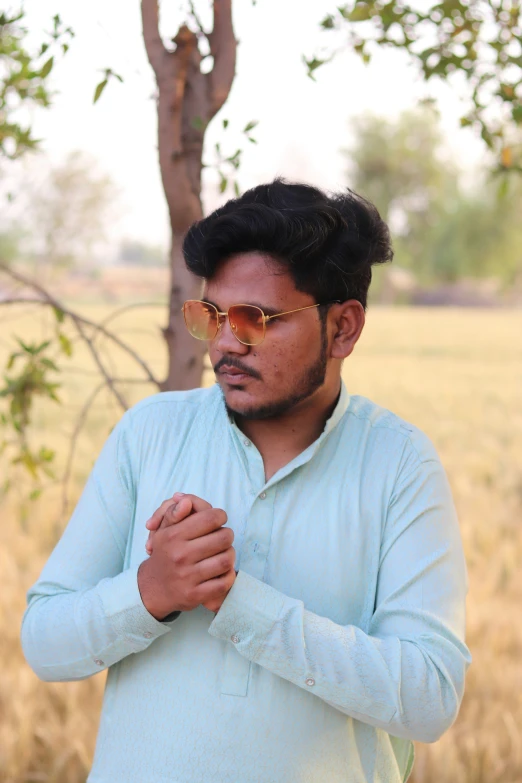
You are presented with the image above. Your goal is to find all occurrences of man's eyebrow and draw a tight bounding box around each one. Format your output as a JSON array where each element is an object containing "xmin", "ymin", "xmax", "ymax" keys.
[{"xmin": 202, "ymin": 298, "xmax": 282, "ymax": 317}]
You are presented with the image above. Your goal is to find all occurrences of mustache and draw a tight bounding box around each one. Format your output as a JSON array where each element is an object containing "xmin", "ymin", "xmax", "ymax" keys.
[{"xmin": 214, "ymin": 357, "xmax": 261, "ymax": 380}]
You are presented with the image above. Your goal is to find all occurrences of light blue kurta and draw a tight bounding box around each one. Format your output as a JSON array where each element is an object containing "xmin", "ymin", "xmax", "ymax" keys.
[{"xmin": 21, "ymin": 380, "xmax": 471, "ymax": 783}]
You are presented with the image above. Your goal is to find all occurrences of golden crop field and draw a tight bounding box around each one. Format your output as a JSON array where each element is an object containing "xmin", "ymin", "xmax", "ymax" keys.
[{"xmin": 1, "ymin": 303, "xmax": 521, "ymax": 783}]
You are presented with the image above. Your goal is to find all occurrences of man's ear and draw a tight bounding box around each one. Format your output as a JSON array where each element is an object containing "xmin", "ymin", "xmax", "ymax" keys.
[{"xmin": 330, "ymin": 300, "xmax": 365, "ymax": 360}]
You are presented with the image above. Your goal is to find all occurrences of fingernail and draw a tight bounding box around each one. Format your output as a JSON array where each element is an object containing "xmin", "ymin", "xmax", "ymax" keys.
[{"xmin": 173, "ymin": 492, "xmax": 185, "ymax": 500}]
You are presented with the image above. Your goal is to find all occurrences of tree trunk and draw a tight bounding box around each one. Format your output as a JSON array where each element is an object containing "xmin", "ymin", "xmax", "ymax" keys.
[{"xmin": 141, "ymin": 0, "xmax": 236, "ymax": 391}]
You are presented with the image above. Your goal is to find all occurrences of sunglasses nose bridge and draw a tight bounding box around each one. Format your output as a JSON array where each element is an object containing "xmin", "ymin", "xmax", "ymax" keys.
[{"xmin": 213, "ymin": 309, "xmax": 244, "ymax": 347}]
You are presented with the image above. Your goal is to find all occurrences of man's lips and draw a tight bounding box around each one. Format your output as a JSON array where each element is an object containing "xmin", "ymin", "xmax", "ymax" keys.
[{"xmin": 218, "ymin": 365, "xmax": 255, "ymax": 381}]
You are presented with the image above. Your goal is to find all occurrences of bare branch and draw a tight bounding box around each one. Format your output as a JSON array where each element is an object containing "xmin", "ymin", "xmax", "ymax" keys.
[
  {"xmin": 72, "ymin": 316, "xmax": 129, "ymax": 411},
  {"xmin": 61, "ymin": 380, "xmax": 106, "ymax": 519},
  {"xmin": 0, "ymin": 271, "xmax": 160, "ymax": 387},
  {"xmin": 59, "ymin": 374, "xmax": 153, "ymax": 518},
  {"xmin": 141, "ymin": 0, "xmax": 167, "ymax": 77},
  {"xmin": 95, "ymin": 300, "xmax": 166, "ymax": 330},
  {"xmin": 188, "ymin": 0, "xmax": 209, "ymax": 38},
  {"xmin": 207, "ymin": 0, "xmax": 236, "ymax": 117}
]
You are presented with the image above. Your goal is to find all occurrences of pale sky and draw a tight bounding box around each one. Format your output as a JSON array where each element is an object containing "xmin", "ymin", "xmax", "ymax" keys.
[{"xmin": 19, "ymin": 0, "xmax": 485, "ymax": 252}]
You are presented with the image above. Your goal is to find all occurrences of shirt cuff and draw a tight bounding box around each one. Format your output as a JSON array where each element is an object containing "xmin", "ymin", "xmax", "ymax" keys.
[
  {"xmin": 208, "ymin": 569, "xmax": 286, "ymax": 662},
  {"xmin": 97, "ymin": 564, "xmax": 173, "ymax": 651}
]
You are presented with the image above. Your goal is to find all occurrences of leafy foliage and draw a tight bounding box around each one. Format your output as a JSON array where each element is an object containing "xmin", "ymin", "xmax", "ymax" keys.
[
  {"xmin": 0, "ymin": 308, "xmax": 74, "ymax": 486},
  {"xmin": 315, "ymin": 0, "xmax": 522, "ymax": 170},
  {"xmin": 0, "ymin": 10, "xmax": 73, "ymax": 159},
  {"xmin": 208, "ymin": 117, "xmax": 259, "ymax": 196}
]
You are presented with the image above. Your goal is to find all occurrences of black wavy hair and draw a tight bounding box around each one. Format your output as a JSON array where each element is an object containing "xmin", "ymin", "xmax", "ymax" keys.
[{"xmin": 183, "ymin": 178, "xmax": 393, "ymax": 310}]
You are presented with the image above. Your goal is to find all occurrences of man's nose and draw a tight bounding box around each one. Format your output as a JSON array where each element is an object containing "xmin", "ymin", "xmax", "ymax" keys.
[{"xmin": 213, "ymin": 315, "xmax": 249, "ymax": 354}]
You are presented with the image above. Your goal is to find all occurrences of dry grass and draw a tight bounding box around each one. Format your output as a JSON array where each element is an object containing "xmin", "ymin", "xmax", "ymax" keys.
[{"xmin": 1, "ymin": 303, "xmax": 522, "ymax": 783}]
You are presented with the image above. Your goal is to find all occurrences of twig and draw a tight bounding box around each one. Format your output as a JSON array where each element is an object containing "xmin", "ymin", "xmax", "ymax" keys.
[
  {"xmin": 72, "ymin": 317, "xmax": 128, "ymax": 410},
  {"xmin": 188, "ymin": 0, "xmax": 209, "ymax": 38},
  {"xmin": 61, "ymin": 380, "xmax": 106, "ymax": 519},
  {"xmin": 0, "ymin": 273, "xmax": 161, "ymax": 387}
]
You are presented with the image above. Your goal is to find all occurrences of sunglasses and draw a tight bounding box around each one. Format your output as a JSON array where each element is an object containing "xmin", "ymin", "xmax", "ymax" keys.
[{"xmin": 182, "ymin": 299, "xmax": 341, "ymax": 346}]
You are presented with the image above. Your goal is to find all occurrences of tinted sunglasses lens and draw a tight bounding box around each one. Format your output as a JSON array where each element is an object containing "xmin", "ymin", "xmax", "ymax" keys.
[
  {"xmin": 183, "ymin": 301, "xmax": 218, "ymax": 340},
  {"xmin": 228, "ymin": 305, "xmax": 265, "ymax": 345}
]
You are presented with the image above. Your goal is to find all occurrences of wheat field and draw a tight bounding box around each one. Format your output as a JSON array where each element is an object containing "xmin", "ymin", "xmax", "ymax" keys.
[{"xmin": 1, "ymin": 303, "xmax": 521, "ymax": 783}]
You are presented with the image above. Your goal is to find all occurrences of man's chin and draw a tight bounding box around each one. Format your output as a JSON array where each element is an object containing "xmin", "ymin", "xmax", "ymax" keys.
[{"xmin": 221, "ymin": 387, "xmax": 302, "ymax": 422}]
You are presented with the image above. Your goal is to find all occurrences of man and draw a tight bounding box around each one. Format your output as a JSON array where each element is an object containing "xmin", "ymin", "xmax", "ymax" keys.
[{"xmin": 21, "ymin": 179, "xmax": 471, "ymax": 783}]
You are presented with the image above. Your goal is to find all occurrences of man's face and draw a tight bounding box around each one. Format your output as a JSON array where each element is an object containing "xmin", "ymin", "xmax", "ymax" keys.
[{"xmin": 203, "ymin": 252, "xmax": 333, "ymax": 420}]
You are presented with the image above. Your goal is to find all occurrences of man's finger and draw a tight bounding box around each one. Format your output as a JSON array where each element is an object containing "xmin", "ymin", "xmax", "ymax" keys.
[
  {"xmin": 145, "ymin": 493, "xmax": 185, "ymax": 531},
  {"xmin": 158, "ymin": 493, "xmax": 214, "ymax": 530},
  {"xmin": 145, "ymin": 493, "xmax": 213, "ymax": 531}
]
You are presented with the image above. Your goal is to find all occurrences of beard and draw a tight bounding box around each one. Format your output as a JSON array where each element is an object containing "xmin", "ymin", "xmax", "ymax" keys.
[{"xmin": 222, "ymin": 320, "xmax": 329, "ymax": 421}]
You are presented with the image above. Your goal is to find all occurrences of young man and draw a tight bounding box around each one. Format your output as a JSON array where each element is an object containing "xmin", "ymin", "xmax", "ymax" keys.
[{"xmin": 21, "ymin": 179, "xmax": 471, "ymax": 783}]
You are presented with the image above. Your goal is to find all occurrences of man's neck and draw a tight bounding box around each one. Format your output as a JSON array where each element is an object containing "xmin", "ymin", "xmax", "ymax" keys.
[{"xmin": 234, "ymin": 380, "xmax": 342, "ymax": 478}]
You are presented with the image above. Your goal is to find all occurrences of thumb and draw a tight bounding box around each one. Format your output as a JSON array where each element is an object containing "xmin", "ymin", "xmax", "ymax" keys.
[
  {"xmin": 145, "ymin": 492, "xmax": 185, "ymax": 531},
  {"xmin": 160, "ymin": 495, "xmax": 194, "ymax": 528}
]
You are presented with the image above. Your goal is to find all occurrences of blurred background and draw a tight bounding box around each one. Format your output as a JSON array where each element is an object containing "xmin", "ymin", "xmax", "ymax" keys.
[{"xmin": 1, "ymin": 1, "xmax": 521, "ymax": 781}]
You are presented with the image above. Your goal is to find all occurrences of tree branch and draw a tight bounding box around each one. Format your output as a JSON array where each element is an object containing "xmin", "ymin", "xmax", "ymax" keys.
[
  {"xmin": 61, "ymin": 380, "xmax": 106, "ymax": 519},
  {"xmin": 141, "ymin": 0, "xmax": 167, "ymax": 77},
  {"xmin": 0, "ymin": 269, "xmax": 160, "ymax": 388},
  {"xmin": 207, "ymin": 0, "xmax": 236, "ymax": 117},
  {"xmin": 188, "ymin": 0, "xmax": 209, "ymax": 39},
  {"xmin": 73, "ymin": 316, "xmax": 129, "ymax": 411}
]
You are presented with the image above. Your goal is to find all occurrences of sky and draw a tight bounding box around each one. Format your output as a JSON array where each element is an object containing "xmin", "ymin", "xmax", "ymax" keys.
[{"xmin": 18, "ymin": 0, "xmax": 486, "ymax": 253}]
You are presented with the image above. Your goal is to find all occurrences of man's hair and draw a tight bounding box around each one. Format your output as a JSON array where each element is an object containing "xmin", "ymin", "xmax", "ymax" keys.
[{"xmin": 182, "ymin": 178, "xmax": 393, "ymax": 310}]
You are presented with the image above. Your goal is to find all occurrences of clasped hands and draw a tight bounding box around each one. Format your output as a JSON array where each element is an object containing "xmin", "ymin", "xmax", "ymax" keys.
[{"xmin": 137, "ymin": 492, "xmax": 236, "ymax": 621}]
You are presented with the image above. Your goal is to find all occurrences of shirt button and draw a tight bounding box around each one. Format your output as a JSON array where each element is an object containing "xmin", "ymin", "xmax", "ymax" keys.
[
  {"xmin": 94, "ymin": 659, "xmax": 105, "ymax": 667},
  {"xmin": 305, "ymin": 677, "xmax": 315, "ymax": 687},
  {"xmin": 143, "ymin": 631, "xmax": 153, "ymax": 638},
  {"xmin": 231, "ymin": 634, "xmax": 240, "ymax": 644},
  {"xmin": 243, "ymin": 439, "xmax": 251, "ymax": 447},
  {"xmin": 259, "ymin": 491, "xmax": 267, "ymax": 499}
]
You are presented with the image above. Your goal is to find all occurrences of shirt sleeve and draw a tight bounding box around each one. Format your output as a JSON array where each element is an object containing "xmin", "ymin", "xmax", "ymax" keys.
[
  {"xmin": 208, "ymin": 454, "xmax": 472, "ymax": 743},
  {"xmin": 20, "ymin": 410, "xmax": 177, "ymax": 683}
]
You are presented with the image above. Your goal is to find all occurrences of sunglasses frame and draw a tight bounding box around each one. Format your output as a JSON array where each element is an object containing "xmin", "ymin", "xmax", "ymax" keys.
[{"xmin": 181, "ymin": 299, "xmax": 342, "ymax": 346}]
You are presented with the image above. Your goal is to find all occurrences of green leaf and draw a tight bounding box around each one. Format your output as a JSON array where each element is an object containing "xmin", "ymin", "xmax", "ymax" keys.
[
  {"xmin": 53, "ymin": 306, "xmax": 65, "ymax": 323},
  {"xmin": 347, "ymin": 4, "xmax": 371, "ymax": 22},
  {"xmin": 58, "ymin": 333, "xmax": 73, "ymax": 357},
  {"xmin": 39, "ymin": 446, "xmax": 55, "ymax": 462},
  {"xmin": 320, "ymin": 14, "xmax": 336, "ymax": 30},
  {"xmin": 15, "ymin": 337, "xmax": 32, "ymax": 354},
  {"xmin": 234, "ymin": 181, "xmax": 241, "ymax": 197},
  {"xmin": 34, "ymin": 339, "xmax": 51, "ymax": 355},
  {"xmin": 93, "ymin": 79, "xmax": 108, "ymax": 104},
  {"xmin": 6, "ymin": 352, "xmax": 21, "ymax": 370},
  {"xmin": 512, "ymin": 104, "xmax": 522, "ymax": 125},
  {"xmin": 29, "ymin": 488, "xmax": 42, "ymax": 501},
  {"xmin": 218, "ymin": 172, "xmax": 228, "ymax": 193},
  {"xmin": 497, "ymin": 176, "xmax": 509, "ymax": 200},
  {"xmin": 303, "ymin": 56, "xmax": 327, "ymax": 80},
  {"xmin": 243, "ymin": 120, "xmax": 259, "ymax": 133},
  {"xmin": 222, "ymin": 118, "xmax": 229, "ymax": 129},
  {"xmin": 40, "ymin": 357, "xmax": 59, "ymax": 372},
  {"xmin": 40, "ymin": 56, "xmax": 54, "ymax": 78}
]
